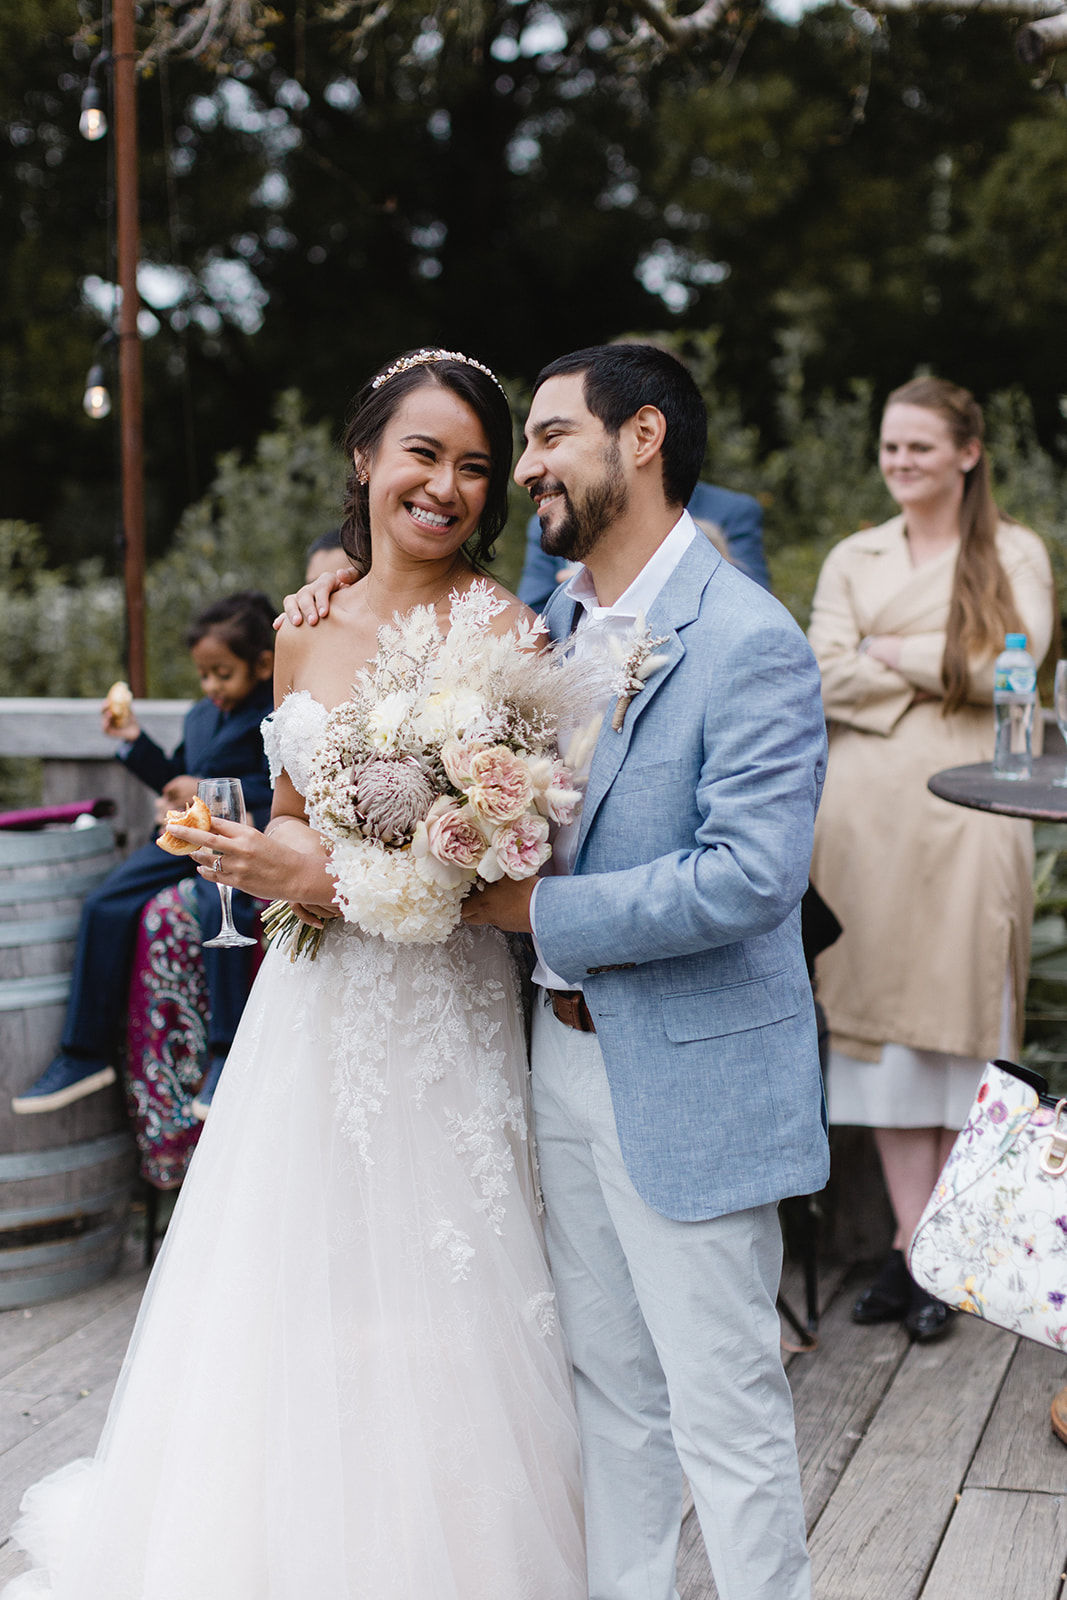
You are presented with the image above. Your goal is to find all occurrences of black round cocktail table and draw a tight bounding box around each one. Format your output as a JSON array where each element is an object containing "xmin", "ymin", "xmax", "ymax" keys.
[{"xmin": 928, "ymin": 755, "xmax": 1067, "ymax": 823}]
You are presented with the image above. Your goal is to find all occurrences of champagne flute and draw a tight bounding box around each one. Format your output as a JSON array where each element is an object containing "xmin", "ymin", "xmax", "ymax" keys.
[
  {"xmin": 197, "ymin": 778, "xmax": 257, "ymax": 948},
  {"xmin": 1055, "ymin": 662, "xmax": 1067, "ymax": 787}
]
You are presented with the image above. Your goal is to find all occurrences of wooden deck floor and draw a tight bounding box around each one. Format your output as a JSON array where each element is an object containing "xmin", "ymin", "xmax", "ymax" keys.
[{"xmin": 1, "ymin": 1238, "xmax": 1064, "ymax": 1598}]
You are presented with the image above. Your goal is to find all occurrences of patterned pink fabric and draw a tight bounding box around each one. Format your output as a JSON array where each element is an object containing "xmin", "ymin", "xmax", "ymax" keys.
[{"xmin": 124, "ymin": 879, "xmax": 209, "ymax": 1189}]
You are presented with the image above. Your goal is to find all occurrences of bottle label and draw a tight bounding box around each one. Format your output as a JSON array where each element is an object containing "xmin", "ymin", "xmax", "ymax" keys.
[{"xmin": 995, "ymin": 667, "xmax": 1036, "ymax": 693}]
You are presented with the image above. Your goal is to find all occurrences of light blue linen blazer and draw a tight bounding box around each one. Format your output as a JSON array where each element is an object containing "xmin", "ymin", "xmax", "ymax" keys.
[{"xmin": 535, "ymin": 534, "xmax": 830, "ymax": 1222}]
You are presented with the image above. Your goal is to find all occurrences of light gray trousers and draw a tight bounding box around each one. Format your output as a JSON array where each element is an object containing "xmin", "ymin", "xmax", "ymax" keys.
[{"xmin": 531, "ymin": 997, "xmax": 811, "ymax": 1600}]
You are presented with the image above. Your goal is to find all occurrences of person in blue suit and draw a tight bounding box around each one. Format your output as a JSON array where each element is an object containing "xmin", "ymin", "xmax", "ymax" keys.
[
  {"xmin": 463, "ymin": 344, "xmax": 828, "ymax": 1600},
  {"xmin": 13, "ymin": 591, "xmax": 276, "ymax": 1117},
  {"xmin": 516, "ymin": 476, "xmax": 770, "ymax": 609}
]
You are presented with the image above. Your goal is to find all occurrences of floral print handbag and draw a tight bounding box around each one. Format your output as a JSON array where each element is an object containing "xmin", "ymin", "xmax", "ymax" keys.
[{"xmin": 908, "ymin": 1058, "xmax": 1067, "ymax": 1350}]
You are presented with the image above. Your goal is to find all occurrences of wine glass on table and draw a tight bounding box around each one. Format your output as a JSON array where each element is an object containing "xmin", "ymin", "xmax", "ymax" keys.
[
  {"xmin": 197, "ymin": 778, "xmax": 257, "ymax": 947},
  {"xmin": 1054, "ymin": 663, "xmax": 1067, "ymax": 787}
]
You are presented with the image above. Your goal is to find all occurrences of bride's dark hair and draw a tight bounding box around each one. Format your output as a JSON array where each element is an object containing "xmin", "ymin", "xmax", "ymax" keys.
[{"xmin": 339, "ymin": 352, "xmax": 513, "ymax": 576}]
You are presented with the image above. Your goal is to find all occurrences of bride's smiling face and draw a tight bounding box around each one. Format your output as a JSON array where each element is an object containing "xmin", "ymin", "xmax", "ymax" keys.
[{"xmin": 361, "ymin": 384, "xmax": 493, "ymax": 566}]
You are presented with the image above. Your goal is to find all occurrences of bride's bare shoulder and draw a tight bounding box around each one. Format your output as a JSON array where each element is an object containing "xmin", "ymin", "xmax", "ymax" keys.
[{"xmin": 274, "ymin": 582, "xmax": 376, "ymax": 698}]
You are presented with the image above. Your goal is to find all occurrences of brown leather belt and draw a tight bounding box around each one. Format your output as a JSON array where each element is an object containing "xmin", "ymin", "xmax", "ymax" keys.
[{"xmin": 548, "ymin": 990, "xmax": 596, "ymax": 1033}]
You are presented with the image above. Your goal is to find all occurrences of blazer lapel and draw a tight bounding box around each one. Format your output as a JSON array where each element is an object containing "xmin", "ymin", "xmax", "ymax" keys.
[{"xmin": 573, "ymin": 537, "xmax": 718, "ymax": 860}]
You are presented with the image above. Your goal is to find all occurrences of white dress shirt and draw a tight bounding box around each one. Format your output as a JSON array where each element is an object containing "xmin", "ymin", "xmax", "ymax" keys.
[{"xmin": 530, "ymin": 510, "xmax": 698, "ymax": 992}]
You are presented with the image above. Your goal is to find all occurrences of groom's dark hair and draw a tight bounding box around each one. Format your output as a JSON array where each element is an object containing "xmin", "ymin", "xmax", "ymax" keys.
[{"xmin": 533, "ymin": 343, "xmax": 707, "ymax": 508}]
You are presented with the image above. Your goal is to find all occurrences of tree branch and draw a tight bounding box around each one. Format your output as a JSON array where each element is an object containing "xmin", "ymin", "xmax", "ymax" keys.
[
  {"xmin": 627, "ymin": 0, "xmax": 731, "ymax": 49},
  {"xmin": 858, "ymin": 0, "xmax": 1066, "ymax": 16},
  {"xmin": 1016, "ymin": 7, "xmax": 1067, "ymax": 59}
]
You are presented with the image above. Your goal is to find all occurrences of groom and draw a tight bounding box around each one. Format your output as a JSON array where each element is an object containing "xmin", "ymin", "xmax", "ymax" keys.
[
  {"xmin": 283, "ymin": 343, "xmax": 828, "ymax": 1600},
  {"xmin": 461, "ymin": 344, "xmax": 829, "ymax": 1600}
]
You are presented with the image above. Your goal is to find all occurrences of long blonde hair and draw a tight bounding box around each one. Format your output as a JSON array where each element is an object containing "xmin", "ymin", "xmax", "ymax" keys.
[{"xmin": 885, "ymin": 376, "xmax": 1018, "ymax": 715}]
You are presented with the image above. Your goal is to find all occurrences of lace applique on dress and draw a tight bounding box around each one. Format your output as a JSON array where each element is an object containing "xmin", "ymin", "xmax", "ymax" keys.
[
  {"xmin": 429, "ymin": 1218, "xmax": 477, "ymax": 1283},
  {"xmin": 525, "ymin": 1291, "xmax": 559, "ymax": 1338},
  {"xmin": 261, "ymin": 690, "xmax": 328, "ymax": 796},
  {"xmin": 259, "ymin": 689, "xmax": 533, "ymax": 1256}
]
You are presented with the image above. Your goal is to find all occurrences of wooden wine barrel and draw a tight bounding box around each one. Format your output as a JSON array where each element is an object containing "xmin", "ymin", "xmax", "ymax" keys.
[{"xmin": 0, "ymin": 820, "xmax": 137, "ymax": 1308}]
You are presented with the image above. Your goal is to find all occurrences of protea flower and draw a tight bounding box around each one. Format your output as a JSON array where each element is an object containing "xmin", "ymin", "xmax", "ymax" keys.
[{"xmin": 354, "ymin": 756, "xmax": 437, "ymax": 843}]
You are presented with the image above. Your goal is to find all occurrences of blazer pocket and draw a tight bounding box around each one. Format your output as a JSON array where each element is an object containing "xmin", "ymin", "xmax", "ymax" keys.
[
  {"xmin": 661, "ymin": 970, "xmax": 802, "ymax": 1043},
  {"xmin": 610, "ymin": 757, "xmax": 690, "ymax": 798}
]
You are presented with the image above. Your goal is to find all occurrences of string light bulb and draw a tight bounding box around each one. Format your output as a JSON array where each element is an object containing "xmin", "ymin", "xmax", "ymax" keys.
[
  {"xmin": 79, "ymin": 79, "xmax": 107, "ymax": 141},
  {"xmin": 82, "ymin": 363, "xmax": 112, "ymax": 419}
]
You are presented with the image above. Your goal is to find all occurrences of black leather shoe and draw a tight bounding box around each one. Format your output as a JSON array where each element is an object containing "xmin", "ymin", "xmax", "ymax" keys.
[
  {"xmin": 851, "ymin": 1250, "xmax": 911, "ymax": 1324},
  {"xmin": 904, "ymin": 1292, "xmax": 953, "ymax": 1342}
]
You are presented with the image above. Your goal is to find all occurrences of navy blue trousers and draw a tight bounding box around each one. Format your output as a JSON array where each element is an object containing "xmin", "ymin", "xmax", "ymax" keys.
[{"xmin": 61, "ymin": 841, "xmax": 257, "ymax": 1062}]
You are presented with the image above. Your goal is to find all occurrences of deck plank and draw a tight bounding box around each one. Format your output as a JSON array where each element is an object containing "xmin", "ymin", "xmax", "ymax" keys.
[
  {"xmin": 968, "ymin": 1335, "xmax": 1067, "ymax": 1495},
  {"xmin": 790, "ymin": 1275, "xmax": 910, "ymax": 1528},
  {"xmin": 0, "ymin": 1378, "xmax": 117, "ymax": 1576},
  {"xmin": 0, "ymin": 1540, "xmax": 29, "ymax": 1583},
  {"xmin": 807, "ymin": 1316, "xmax": 1017, "ymax": 1600},
  {"xmin": 3, "ymin": 1242, "xmax": 1062, "ymax": 1599},
  {"xmin": 0, "ymin": 1242, "xmax": 147, "ymax": 1383},
  {"xmin": 0, "ymin": 1256, "xmax": 147, "ymax": 1561},
  {"xmin": 0, "ymin": 1283, "xmax": 145, "ymax": 1406},
  {"xmin": 919, "ymin": 1487, "xmax": 1067, "ymax": 1600}
]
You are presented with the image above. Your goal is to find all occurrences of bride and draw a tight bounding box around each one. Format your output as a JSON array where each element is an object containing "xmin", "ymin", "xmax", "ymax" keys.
[{"xmin": 4, "ymin": 350, "xmax": 586, "ymax": 1599}]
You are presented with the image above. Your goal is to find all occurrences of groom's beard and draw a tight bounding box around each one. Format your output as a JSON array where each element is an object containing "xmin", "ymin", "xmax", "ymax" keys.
[{"xmin": 537, "ymin": 440, "xmax": 628, "ymax": 564}]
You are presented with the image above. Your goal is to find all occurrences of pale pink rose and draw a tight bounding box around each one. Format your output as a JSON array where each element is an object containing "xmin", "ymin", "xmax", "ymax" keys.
[
  {"xmin": 412, "ymin": 797, "xmax": 485, "ymax": 888},
  {"xmin": 467, "ymin": 745, "xmax": 535, "ymax": 825},
  {"xmin": 487, "ymin": 813, "xmax": 552, "ymax": 881},
  {"xmin": 440, "ymin": 738, "xmax": 487, "ymax": 790},
  {"xmin": 426, "ymin": 797, "xmax": 486, "ymax": 868}
]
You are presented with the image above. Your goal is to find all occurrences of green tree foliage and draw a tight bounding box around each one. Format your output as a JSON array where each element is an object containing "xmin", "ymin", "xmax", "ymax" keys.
[
  {"xmin": 3, "ymin": 0, "xmax": 1067, "ymax": 578},
  {"xmin": 0, "ymin": 0, "xmax": 280, "ymax": 565},
  {"xmin": 641, "ymin": 7, "xmax": 1067, "ymax": 441},
  {"xmin": 0, "ymin": 521, "xmax": 124, "ymax": 696},
  {"xmin": 4, "ymin": 358, "xmax": 1064, "ymax": 707},
  {"xmin": 145, "ymin": 390, "xmax": 344, "ymax": 693}
]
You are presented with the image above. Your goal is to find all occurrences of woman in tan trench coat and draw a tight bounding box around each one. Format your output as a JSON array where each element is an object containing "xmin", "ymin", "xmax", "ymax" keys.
[{"xmin": 809, "ymin": 376, "xmax": 1055, "ymax": 1341}]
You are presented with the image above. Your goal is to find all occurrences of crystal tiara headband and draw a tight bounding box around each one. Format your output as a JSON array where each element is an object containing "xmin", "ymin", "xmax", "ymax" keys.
[{"xmin": 370, "ymin": 348, "xmax": 505, "ymax": 395}]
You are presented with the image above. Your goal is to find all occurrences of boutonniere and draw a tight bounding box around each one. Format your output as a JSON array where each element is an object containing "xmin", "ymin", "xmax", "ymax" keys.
[{"xmin": 608, "ymin": 614, "xmax": 670, "ymax": 732}]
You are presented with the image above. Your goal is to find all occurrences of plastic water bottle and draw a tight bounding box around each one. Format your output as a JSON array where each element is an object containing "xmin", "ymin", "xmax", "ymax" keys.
[{"xmin": 992, "ymin": 632, "xmax": 1036, "ymax": 780}]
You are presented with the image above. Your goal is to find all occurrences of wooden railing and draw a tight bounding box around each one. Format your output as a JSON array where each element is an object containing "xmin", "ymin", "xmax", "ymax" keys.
[{"xmin": 0, "ymin": 699, "xmax": 191, "ymax": 855}]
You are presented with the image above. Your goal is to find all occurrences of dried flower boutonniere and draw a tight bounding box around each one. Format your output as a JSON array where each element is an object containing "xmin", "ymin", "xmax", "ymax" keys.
[{"xmin": 608, "ymin": 615, "xmax": 671, "ymax": 732}]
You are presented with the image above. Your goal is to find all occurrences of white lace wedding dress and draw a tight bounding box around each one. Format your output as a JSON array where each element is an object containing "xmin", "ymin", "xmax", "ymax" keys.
[{"xmin": 4, "ymin": 693, "xmax": 585, "ymax": 1600}]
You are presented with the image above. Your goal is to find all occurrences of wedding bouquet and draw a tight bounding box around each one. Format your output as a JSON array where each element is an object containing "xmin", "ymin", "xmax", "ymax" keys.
[{"xmin": 262, "ymin": 582, "xmax": 609, "ymax": 954}]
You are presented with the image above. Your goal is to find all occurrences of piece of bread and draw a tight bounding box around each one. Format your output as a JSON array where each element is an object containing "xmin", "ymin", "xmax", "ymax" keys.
[
  {"xmin": 156, "ymin": 794, "xmax": 212, "ymax": 855},
  {"xmin": 104, "ymin": 680, "xmax": 134, "ymax": 727}
]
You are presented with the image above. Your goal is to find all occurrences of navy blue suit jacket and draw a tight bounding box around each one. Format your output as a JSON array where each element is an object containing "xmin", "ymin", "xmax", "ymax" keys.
[{"xmin": 118, "ymin": 681, "xmax": 274, "ymax": 828}]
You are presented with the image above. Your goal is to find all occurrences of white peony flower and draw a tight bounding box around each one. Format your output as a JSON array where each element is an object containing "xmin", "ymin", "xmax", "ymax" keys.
[
  {"xmin": 366, "ymin": 690, "xmax": 414, "ymax": 752},
  {"xmin": 330, "ymin": 838, "xmax": 466, "ymax": 943},
  {"xmin": 413, "ymin": 690, "xmax": 456, "ymax": 747}
]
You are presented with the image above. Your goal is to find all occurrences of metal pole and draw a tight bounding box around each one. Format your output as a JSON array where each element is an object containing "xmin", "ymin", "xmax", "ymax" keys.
[{"xmin": 113, "ymin": 0, "xmax": 147, "ymax": 696}]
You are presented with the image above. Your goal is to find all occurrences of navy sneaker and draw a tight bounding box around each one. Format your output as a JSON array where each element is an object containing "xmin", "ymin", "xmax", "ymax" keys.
[
  {"xmin": 191, "ymin": 1054, "xmax": 227, "ymax": 1122},
  {"xmin": 12, "ymin": 1054, "xmax": 116, "ymax": 1114}
]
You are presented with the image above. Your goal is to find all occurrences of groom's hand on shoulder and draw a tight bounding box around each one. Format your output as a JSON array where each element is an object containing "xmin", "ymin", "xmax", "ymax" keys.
[
  {"xmin": 461, "ymin": 877, "xmax": 536, "ymax": 934},
  {"xmin": 274, "ymin": 567, "xmax": 357, "ymax": 630}
]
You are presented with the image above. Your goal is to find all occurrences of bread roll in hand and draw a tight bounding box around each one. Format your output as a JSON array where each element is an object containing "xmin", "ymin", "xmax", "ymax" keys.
[
  {"xmin": 156, "ymin": 794, "xmax": 212, "ymax": 855},
  {"xmin": 103, "ymin": 680, "xmax": 134, "ymax": 729}
]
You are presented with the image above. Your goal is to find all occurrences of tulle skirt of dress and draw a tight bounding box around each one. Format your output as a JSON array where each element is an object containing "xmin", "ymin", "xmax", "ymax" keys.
[{"xmin": 3, "ymin": 922, "xmax": 585, "ymax": 1600}]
